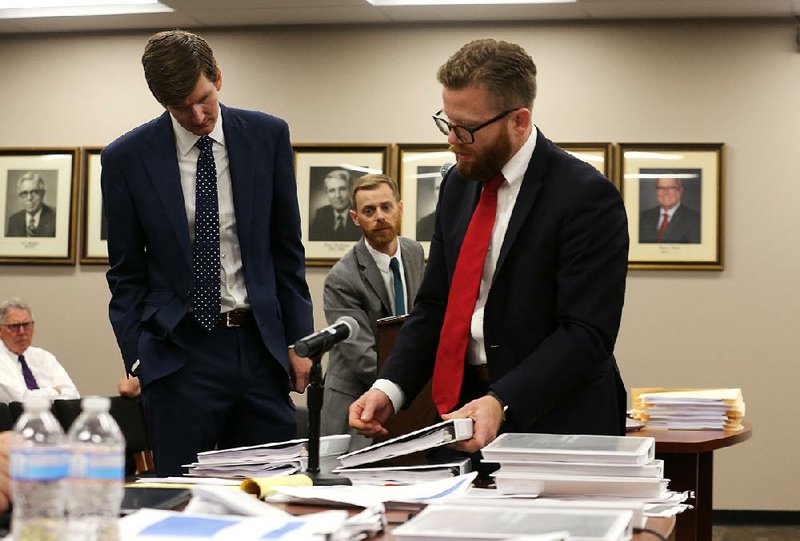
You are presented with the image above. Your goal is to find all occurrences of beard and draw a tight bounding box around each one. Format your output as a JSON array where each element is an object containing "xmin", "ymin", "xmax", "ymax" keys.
[
  {"xmin": 450, "ymin": 127, "xmax": 513, "ymax": 182},
  {"xmin": 363, "ymin": 221, "xmax": 401, "ymax": 250}
]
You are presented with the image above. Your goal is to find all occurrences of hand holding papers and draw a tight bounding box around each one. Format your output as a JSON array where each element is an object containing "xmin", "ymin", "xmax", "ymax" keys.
[{"xmin": 337, "ymin": 418, "xmax": 473, "ymax": 469}]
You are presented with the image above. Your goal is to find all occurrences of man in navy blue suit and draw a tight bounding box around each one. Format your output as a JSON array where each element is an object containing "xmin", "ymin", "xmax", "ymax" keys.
[
  {"xmin": 351, "ymin": 39, "xmax": 628, "ymax": 454},
  {"xmin": 101, "ymin": 30, "xmax": 313, "ymax": 475}
]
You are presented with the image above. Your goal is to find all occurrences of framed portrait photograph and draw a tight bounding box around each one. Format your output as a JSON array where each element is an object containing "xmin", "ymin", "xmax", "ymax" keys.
[
  {"xmin": 395, "ymin": 144, "xmax": 456, "ymax": 258},
  {"xmin": 294, "ymin": 144, "xmax": 391, "ymax": 265},
  {"xmin": 0, "ymin": 148, "xmax": 79, "ymax": 264},
  {"xmin": 558, "ymin": 142, "xmax": 614, "ymax": 184},
  {"xmin": 619, "ymin": 143, "xmax": 724, "ymax": 270},
  {"xmin": 80, "ymin": 147, "xmax": 108, "ymax": 264}
]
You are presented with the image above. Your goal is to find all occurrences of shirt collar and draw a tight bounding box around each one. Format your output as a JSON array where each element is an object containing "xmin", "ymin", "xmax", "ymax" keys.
[
  {"xmin": 501, "ymin": 125, "xmax": 538, "ymax": 189},
  {"xmin": 365, "ymin": 238, "xmax": 402, "ymax": 272},
  {"xmin": 170, "ymin": 105, "xmax": 226, "ymax": 157}
]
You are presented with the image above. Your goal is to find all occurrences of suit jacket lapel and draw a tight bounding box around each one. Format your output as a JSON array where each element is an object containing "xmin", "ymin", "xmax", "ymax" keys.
[
  {"xmin": 355, "ymin": 239, "xmax": 392, "ymax": 315},
  {"xmin": 145, "ymin": 111, "xmax": 192, "ymax": 269},
  {"xmin": 494, "ymin": 129, "xmax": 548, "ymax": 279},
  {"xmin": 221, "ymin": 105, "xmax": 255, "ymax": 256}
]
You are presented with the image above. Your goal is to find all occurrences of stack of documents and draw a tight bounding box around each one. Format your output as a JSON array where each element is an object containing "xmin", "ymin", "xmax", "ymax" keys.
[
  {"xmin": 332, "ymin": 458, "xmax": 471, "ymax": 486},
  {"xmin": 392, "ymin": 504, "xmax": 633, "ymax": 541},
  {"xmin": 332, "ymin": 418, "xmax": 473, "ymax": 485},
  {"xmin": 337, "ymin": 418, "xmax": 473, "ymax": 469},
  {"xmin": 482, "ymin": 433, "xmax": 668, "ymax": 498},
  {"xmin": 183, "ymin": 435, "xmax": 350, "ymax": 478},
  {"xmin": 631, "ymin": 387, "xmax": 746, "ymax": 431}
]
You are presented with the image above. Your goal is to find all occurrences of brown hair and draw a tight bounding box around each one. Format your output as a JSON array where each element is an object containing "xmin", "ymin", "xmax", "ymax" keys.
[
  {"xmin": 437, "ymin": 38, "xmax": 537, "ymax": 111},
  {"xmin": 350, "ymin": 174, "xmax": 400, "ymax": 209},
  {"xmin": 142, "ymin": 30, "xmax": 219, "ymax": 107}
]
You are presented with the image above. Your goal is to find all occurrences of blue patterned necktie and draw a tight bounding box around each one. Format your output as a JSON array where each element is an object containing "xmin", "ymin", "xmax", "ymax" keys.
[
  {"xmin": 389, "ymin": 257, "xmax": 405, "ymax": 315},
  {"xmin": 192, "ymin": 135, "xmax": 221, "ymax": 331},
  {"xmin": 18, "ymin": 355, "xmax": 39, "ymax": 390}
]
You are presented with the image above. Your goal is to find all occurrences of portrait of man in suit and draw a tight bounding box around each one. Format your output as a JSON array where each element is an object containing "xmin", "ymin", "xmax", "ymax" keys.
[
  {"xmin": 321, "ymin": 173, "xmax": 424, "ymax": 450},
  {"xmin": 101, "ymin": 30, "xmax": 313, "ymax": 476},
  {"xmin": 639, "ymin": 174, "xmax": 701, "ymax": 244},
  {"xmin": 415, "ymin": 166, "xmax": 443, "ymax": 241},
  {"xmin": 308, "ymin": 168, "xmax": 361, "ymax": 242},
  {"xmin": 5, "ymin": 171, "xmax": 57, "ymax": 238}
]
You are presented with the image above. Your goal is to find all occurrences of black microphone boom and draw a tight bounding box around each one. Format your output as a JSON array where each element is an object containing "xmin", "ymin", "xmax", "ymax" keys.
[{"xmin": 293, "ymin": 316, "xmax": 359, "ymax": 357}]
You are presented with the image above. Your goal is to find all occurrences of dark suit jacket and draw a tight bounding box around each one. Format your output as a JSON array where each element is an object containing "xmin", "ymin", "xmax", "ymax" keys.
[
  {"xmin": 6, "ymin": 205, "xmax": 56, "ymax": 237},
  {"xmin": 639, "ymin": 204, "xmax": 701, "ymax": 244},
  {"xmin": 309, "ymin": 205, "xmax": 361, "ymax": 242},
  {"xmin": 380, "ymin": 129, "xmax": 629, "ymax": 436},
  {"xmin": 101, "ymin": 105, "xmax": 313, "ymax": 386}
]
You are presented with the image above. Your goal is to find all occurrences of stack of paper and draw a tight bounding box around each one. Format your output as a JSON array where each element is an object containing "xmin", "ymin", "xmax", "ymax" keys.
[
  {"xmin": 631, "ymin": 387, "xmax": 746, "ymax": 431},
  {"xmin": 332, "ymin": 458, "xmax": 471, "ymax": 486},
  {"xmin": 331, "ymin": 419, "xmax": 473, "ymax": 485},
  {"xmin": 183, "ymin": 435, "xmax": 350, "ymax": 478},
  {"xmin": 392, "ymin": 504, "xmax": 633, "ymax": 541},
  {"xmin": 336, "ymin": 418, "xmax": 473, "ymax": 469},
  {"xmin": 482, "ymin": 433, "xmax": 668, "ymax": 498}
]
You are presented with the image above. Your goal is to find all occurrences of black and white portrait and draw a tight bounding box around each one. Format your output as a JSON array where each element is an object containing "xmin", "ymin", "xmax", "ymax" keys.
[
  {"xmin": 5, "ymin": 170, "xmax": 59, "ymax": 238},
  {"xmin": 307, "ymin": 166, "xmax": 362, "ymax": 242},
  {"xmin": 415, "ymin": 165, "xmax": 443, "ymax": 242}
]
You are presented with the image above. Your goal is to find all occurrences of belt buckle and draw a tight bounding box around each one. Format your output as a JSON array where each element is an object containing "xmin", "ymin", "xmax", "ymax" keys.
[{"xmin": 223, "ymin": 311, "xmax": 238, "ymax": 328}]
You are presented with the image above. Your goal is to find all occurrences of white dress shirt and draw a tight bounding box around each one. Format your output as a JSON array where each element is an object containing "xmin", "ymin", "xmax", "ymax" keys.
[
  {"xmin": 0, "ymin": 342, "xmax": 80, "ymax": 403},
  {"xmin": 374, "ymin": 127, "xmax": 538, "ymax": 412},
  {"xmin": 171, "ymin": 107, "xmax": 249, "ymax": 312},
  {"xmin": 364, "ymin": 240, "xmax": 408, "ymax": 316}
]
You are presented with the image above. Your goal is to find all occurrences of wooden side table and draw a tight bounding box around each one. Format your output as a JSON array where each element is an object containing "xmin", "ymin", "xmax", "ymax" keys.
[{"xmin": 634, "ymin": 421, "xmax": 752, "ymax": 541}]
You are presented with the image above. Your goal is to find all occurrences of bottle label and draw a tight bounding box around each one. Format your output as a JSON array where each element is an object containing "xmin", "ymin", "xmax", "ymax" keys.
[
  {"xmin": 71, "ymin": 451, "xmax": 125, "ymax": 480},
  {"xmin": 10, "ymin": 448, "xmax": 69, "ymax": 481}
]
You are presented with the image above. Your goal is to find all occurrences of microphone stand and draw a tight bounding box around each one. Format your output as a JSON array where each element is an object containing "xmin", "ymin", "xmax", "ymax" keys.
[{"xmin": 305, "ymin": 351, "xmax": 351, "ymax": 486}]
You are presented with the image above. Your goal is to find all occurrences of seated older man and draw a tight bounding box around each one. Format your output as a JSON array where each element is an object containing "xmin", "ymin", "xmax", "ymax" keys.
[{"xmin": 0, "ymin": 298, "xmax": 79, "ymax": 403}]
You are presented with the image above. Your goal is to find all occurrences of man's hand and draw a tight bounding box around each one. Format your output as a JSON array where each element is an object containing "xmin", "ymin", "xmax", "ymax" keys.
[
  {"xmin": 442, "ymin": 394, "xmax": 504, "ymax": 453},
  {"xmin": 348, "ymin": 389, "xmax": 395, "ymax": 438},
  {"xmin": 288, "ymin": 348, "xmax": 312, "ymax": 393},
  {"xmin": 0, "ymin": 431, "xmax": 12, "ymax": 513}
]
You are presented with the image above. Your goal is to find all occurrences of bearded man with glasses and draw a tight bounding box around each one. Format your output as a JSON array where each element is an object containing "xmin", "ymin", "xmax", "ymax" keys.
[
  {"xmin": 0, "ymin": 298, "xmax": 79, "ymax": 403},
  {"xmin": 350, "ymin": 39, "xmax": 629, "ymax": 460}
]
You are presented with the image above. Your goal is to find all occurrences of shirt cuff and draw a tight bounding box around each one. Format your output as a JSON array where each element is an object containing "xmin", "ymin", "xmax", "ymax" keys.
[{"xmin": 372, "ymin": 378, "xmax": 405, "ymax": 415}]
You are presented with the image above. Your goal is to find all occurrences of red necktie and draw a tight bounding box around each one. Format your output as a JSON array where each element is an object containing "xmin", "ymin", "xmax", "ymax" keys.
[
  {"xmin": 656, "ymin": 212, "xmax": 670, "ymax": 242},
  {"xmin": 432, "ymin": 172, "xmax": 504, "ymax": 415}
]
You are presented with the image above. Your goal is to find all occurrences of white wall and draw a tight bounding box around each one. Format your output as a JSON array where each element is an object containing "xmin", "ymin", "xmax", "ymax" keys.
[{"xmin": 1, "ymin": 19, "xmax": 798, "ymax": 510}]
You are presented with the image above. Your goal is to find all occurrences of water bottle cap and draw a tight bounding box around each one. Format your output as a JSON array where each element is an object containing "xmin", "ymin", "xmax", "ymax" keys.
[
  {"xmin": 81, "ymin": 395, "xmax": 111, "ymax": 412},
  {"xmin": 22, "ymin": 394, "xmax": 51, "ymax": 411}
]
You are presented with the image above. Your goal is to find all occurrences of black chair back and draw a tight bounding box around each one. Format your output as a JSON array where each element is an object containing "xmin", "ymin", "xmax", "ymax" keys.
[
  {"xmin": 0, "ymin": 403, "xmax": 14, "ymax": 432},
  {"xmin": 52, "ymin": 398, "xmax": 82, "ymax": 433}
]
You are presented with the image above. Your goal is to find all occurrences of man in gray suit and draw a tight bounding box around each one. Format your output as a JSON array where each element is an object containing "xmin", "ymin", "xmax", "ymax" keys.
[{"xmin": 321, "ymin": 174, "xmax": 424, "ymax": 449}]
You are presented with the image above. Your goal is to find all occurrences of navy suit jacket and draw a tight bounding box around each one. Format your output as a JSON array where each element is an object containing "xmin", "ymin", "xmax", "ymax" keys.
[
  {"xmin": 101, "ymin": 105, "xmax": 313, "ymax": 385},
  {"xmin": 380, "ymin": 129, "xmax": 629, "ymax": 436}
]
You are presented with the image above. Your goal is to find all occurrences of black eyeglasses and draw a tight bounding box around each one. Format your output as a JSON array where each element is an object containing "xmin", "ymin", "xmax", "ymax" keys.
[
  {"xmin": 1, "ymin": 321, "xmax": 34, "ymax": 333},
  {"xmin": 18, "ymin": 189, "xmax": 44, "ymax": 198},
  {"xmin": 432, "ymin": 108, "xmax": 517, "ymax": 144}
]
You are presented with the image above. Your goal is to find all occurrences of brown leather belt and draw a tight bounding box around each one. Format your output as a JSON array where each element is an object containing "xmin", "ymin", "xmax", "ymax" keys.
[
  {"xmin": 469, "ymin": 363, "xmax": 490, "ymax": 383},
  {"xmin": 217, "ymin": 309, "xmax": 255, "ymax": 328}
]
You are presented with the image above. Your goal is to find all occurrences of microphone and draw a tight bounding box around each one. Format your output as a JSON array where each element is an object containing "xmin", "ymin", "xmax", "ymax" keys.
[
  {"xmin": 293, "ymin": 316, "xmax": 359, "ymax": 357},
  {"xmin": 440, "ymin": 162, "xmax": 455, "ymax": 178}
]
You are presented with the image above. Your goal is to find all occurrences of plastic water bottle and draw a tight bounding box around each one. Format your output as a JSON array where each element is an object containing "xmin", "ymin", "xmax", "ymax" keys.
[
  {"xmin": 66, "ymin": 396, "xmax": 126, "ymax": 541},
  {"xmin": 10, "ymin": 394, "xmax": 68, "ymax": 541}
]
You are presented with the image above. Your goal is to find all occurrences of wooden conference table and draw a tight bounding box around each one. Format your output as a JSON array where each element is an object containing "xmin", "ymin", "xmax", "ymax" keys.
[
  {"xmin": 282, "ymin": 503, "xmax": 676, "ymax": 541},
  {"xmin": 634, "ymin": 422, "xmax": 752, "ymax": 541}
]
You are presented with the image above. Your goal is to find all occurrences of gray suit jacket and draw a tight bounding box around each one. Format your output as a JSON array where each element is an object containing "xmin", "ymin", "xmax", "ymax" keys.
[{"xmin": 321, "ymin": 236, "xmax": 424, "ymax": 439}]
